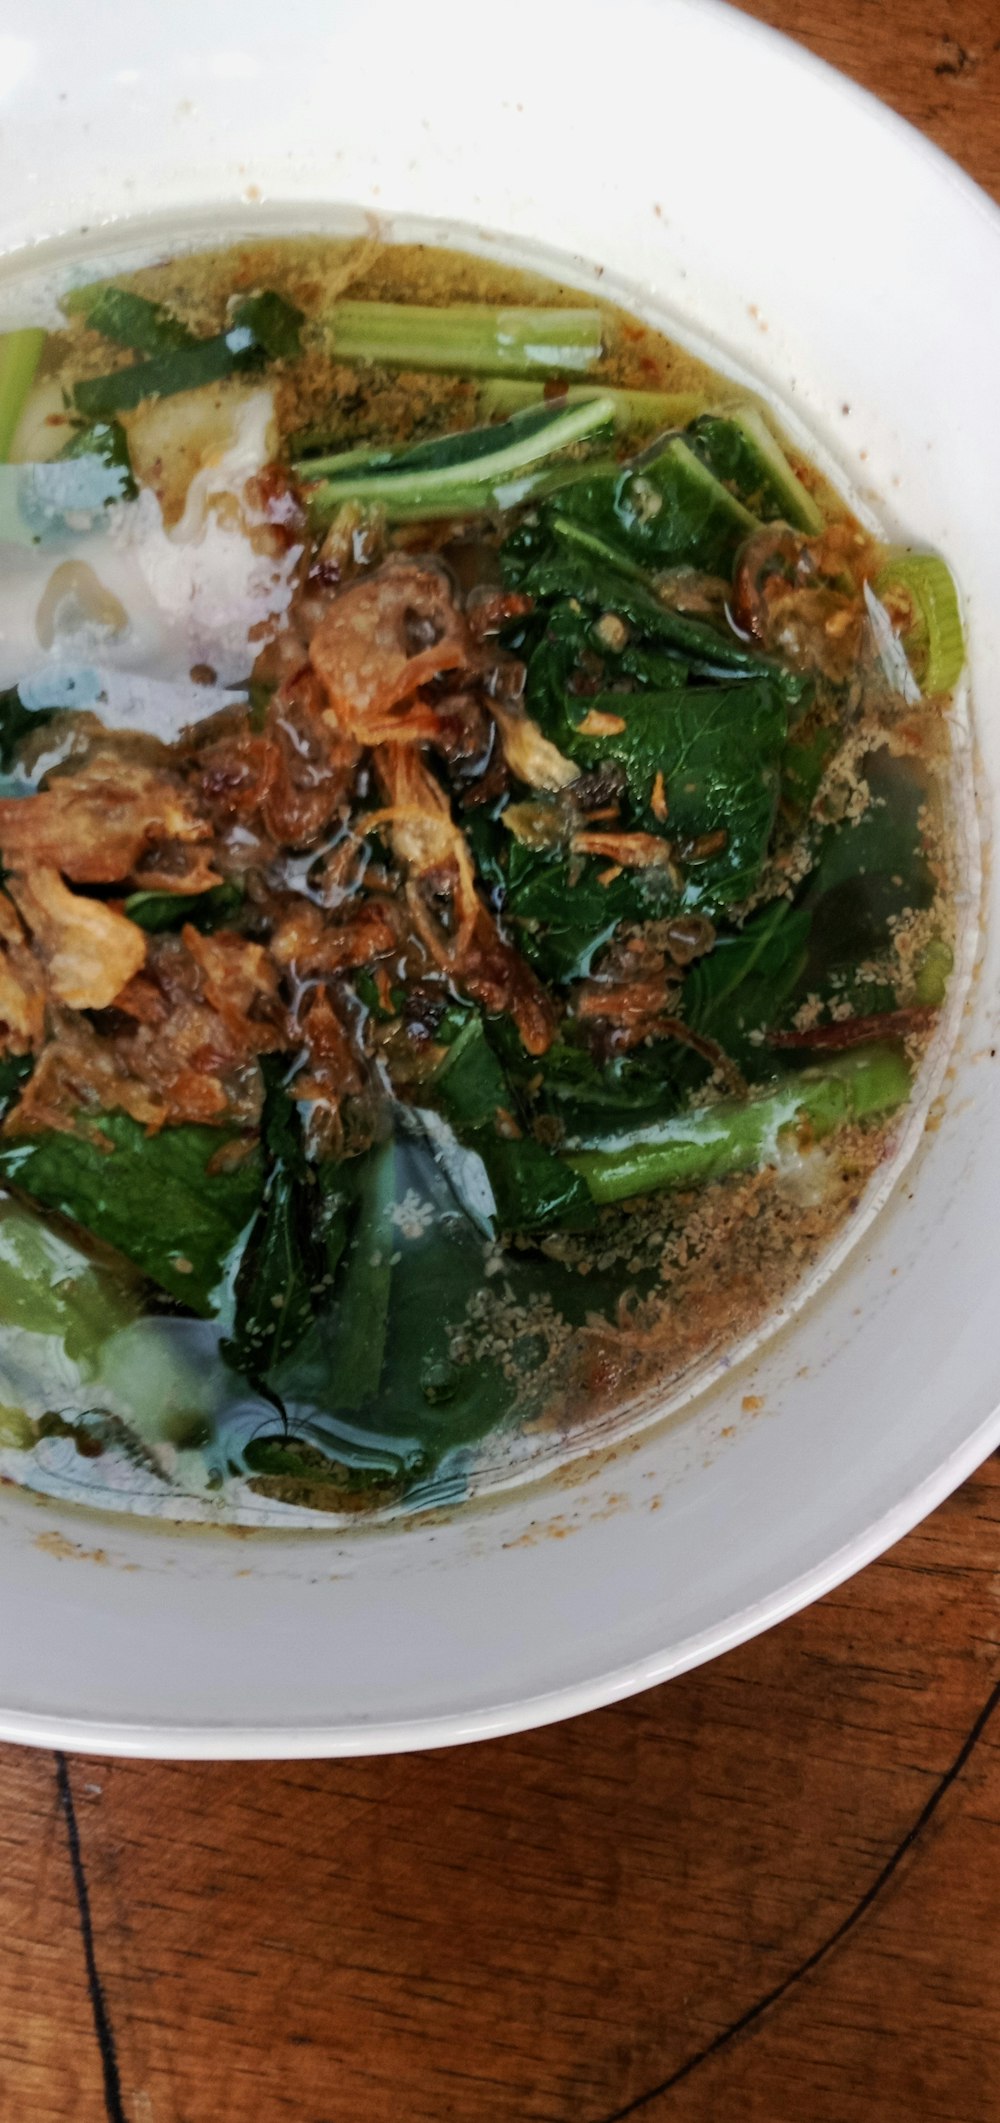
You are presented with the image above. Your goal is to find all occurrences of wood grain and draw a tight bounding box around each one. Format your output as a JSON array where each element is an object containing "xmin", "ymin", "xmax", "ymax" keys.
[
  {"xmin": 1, "ymin": 5, "xmax": 999, "ymax": 2119},
  {"xmin": 38, "ymin": 1456, "xmax": 1000, "ymax": 2123},
  {"xmin": 0, "ymin": 1751, "xmax": 108, "ymax": 2120}
]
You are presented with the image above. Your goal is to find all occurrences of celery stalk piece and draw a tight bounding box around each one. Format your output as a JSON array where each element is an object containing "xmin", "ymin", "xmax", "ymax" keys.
[
  {"xmin": 326, "ymin": 301, "xmax": 605, "ymax": 377},
  {"xmin": 565, "ymin": 1045, "xmax": 911, "ymax": 1204},
  {"xmin": 0, "ymin": 330, "xmax": 46, "ymax": 463}
]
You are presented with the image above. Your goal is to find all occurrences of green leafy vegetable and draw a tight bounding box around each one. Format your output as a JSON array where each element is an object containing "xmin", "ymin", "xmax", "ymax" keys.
[
  {"xmin": 0, "ymin": 1196, "xmax": 137, "ymax": 1369},
  {"xmin": 73, "ymin": 325, "xmax": 265, "ymax": 418},
  {"xmin": 555, "ymin": 435, "xmax": 757, "ymax": 576},
  {"xmin": 299, "ymin": 396, "xmax": 616, "ymax": 520},
  {"xmin": 689, "ymin": 407, "xmax": 823, "ymax": 532},
  {"xmin": 504, "ymin": 511, "xmax": 787, "ymax": 680},
  {"xmin": 478, "ymin": 377, "xmax": 711, "ymax": 435},
  {"xmin": 59, "ymin": 417, "xmax": 137, "ymax": 502},
  {"xmin": 62, "ymin": 283, "xmax": 196, "ymax": 354},
  {"xmin": 0, "ymin": 687, "xmax": 61, "ymax": 773},
  {"xmin": 226, "ymin": 1082, "xmax": 318, "ymax": 1382},
  {"xmin": 230, "ymin": 289, "xmax": 304, "ymax": 360},
  {"xmin": 0, "ymin": 1115, "xmax": 262, "ymax": 1314},
  {"xmin": 123, "ymin": 881, "xmax": 244, "ymax": 934},
  {"xmin": 430, "ymin": 1016, "xmax": 594, "ymax": 1231}
]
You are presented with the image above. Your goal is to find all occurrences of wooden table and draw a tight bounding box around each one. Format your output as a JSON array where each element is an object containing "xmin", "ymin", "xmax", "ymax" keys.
[{"xmin": 3, "ymin": 7, "xmax": 1000, "ymax": 2118}]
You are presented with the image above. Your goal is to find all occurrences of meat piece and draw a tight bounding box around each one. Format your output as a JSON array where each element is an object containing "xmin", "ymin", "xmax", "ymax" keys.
[
  {"xmin": 181, "ymin": 928, "xmax": 286, "ymax": 1052},
  {"xmin": 193, "ymin": 726, "xmax": 278, "ymax": 829},
  {"xmin": 371, "ymin": 745, "xmax": 556, "ymax": 1056},
  {"xmin": 0, "ymin": 892, "xmax": 46, "ymax": 1053},
  {"xmin": 8, "ymin": 868, "xmax": 146, "ymax": 1010},
  {"xmin": 311, "ymin": 555, "xmax": 470, "ymax": 744},
  {"xmin": 464, "ymin": 587, "xmax": 534, "ymax": 640},
  {"xmin": 0, "ymin": 752, "xmax": 213, "ymax": 886}
]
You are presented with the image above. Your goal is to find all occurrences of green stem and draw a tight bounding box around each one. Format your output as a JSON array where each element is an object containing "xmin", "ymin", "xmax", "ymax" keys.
[
  {"xmin": 0, "ymin": 329, "xmax": 46, "ymax": 463},
  {"xmin": 565, "ymin": 1044, "xmax": 911, "ymax": 1202},
  {"xmin": 326, "ymin": 301, "xmax": 605, "ymax": 377},
  {"xmin": 478, "ymin": 377, "xmax": 710, "ymax": 433},
  {"xmin": 301, "ymin": 395, "xmax": 616, "ymax": 520}
]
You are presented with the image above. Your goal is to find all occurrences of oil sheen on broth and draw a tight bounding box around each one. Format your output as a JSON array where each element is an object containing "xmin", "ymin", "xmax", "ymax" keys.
[{"xmin": 0, "ymin": 234, "xmax": 965, "ymax": 1521}]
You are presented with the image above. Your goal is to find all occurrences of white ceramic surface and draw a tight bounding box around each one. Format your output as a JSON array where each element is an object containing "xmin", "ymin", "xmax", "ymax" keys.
[{"xmin": 0, "ymin": 0, "xmax": 997, "ymax": 1756}]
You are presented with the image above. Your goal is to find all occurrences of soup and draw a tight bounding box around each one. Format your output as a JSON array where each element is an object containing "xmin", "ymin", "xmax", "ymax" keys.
[{"xmin": 0, "ymin": 233, "xmax": 965, "ymax": 1520}]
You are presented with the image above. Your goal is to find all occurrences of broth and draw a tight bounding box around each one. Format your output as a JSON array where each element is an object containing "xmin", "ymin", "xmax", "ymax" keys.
[{"xmin": 0, "ymin": 233, "xmax": 964, "ymax": 1522}]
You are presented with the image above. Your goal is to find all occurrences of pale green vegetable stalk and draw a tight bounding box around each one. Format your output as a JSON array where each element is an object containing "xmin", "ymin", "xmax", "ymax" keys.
[
  {"xmin": 326, "ymin": 301, "xmax": 605, "ymax": 376},
  {"xmin": 477, "ymin": 377, "xmax": 712, "ymax": 433},
  {"xmin": 0, "ymin": 329, "xmax": 46, "ymax": 463},
  {"xmin": 565, "ymin": 1045, "xmax": 911, "ymax": 1204}
]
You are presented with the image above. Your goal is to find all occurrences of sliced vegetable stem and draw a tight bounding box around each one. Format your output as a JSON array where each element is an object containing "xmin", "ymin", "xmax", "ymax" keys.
[
  {"xmin": 477, "ymin": 377, "xmax": 711, "ymax": 433},
  {"xmin": 301, "ymin": 396, "xmax": 616, "ymax": 520},
  {"xmin": 565, "ymin": 1044, "xmax": 911, "ymax": 1203},
  {"xmin": 0, "ymin": 329, "xmax": 46, "ymax": 463},
  {"xmin": 873, "ymin": 551, "xmax": 965, "ymax": 695},
  {"xmin": 326, "ymin": 301, "xmax": 605, "ymax": 377}
]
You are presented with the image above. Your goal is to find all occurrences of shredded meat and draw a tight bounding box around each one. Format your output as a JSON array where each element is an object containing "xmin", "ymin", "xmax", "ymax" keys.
[
  {"xmin": 0, "ymin": 753, "xmax": 213, "ymax": 886},
  {"xmin": 8, "ymin": 869, "xmax": 146, "ymax": 1011},
  {"xmin": 311, "ymin": 555, "xmax": 470, "ymax": 744}
]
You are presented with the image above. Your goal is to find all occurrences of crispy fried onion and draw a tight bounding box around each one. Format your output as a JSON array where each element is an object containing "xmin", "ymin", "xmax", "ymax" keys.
[
  {"xmin": 270, "ymin": 897, "xmax": 400, "ymax": 978},
  {"xmin": 288, "ymin": 984, "xmax": 377, "ymax": 1158},
  {"xmin": 732, "ymin": 523, "xmax": 875, "ymax": 681},
  {"xmin": 7, "ymin": 868, "xmax": 147, "ymax": 1011},
  {"xmin": 491, "ymin": 702, "xmax": 577, "ymax": 792},
  {"xmin": 571, "ymin": 830, "xmax": 680, "ymax": 877},
  {"xmin": 369, "ymin": 744, "xmax": 556, "ymax": 1056},
  {"xmin": 310, "ymin": 555, "xmax": 469, "ymax": 746},
  {"xmin": 0, "ymin": 891, "xmax": 47, "ymax": 1053},
  {"xmin": 574, "ymin": 932, "xmax": 742, "ymax": 1090},
  {"xmin": 0, "ymin": 752, "xmax": 215, "ymax": 888},
  {"xmin": 191, "ymin": 667, "xmax": 360, "ymax": 853},
  {"xmin": 5, "ymin": 927, "xmax": 286, "ymax": 1137}
]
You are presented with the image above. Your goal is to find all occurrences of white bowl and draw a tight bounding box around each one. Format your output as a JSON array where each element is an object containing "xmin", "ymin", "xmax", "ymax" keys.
[{"xmin": 0, "ymin": 0, "xmax": 997, "ymax": 1757}]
